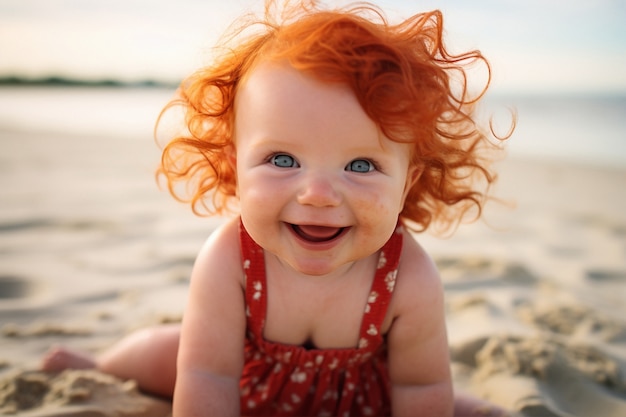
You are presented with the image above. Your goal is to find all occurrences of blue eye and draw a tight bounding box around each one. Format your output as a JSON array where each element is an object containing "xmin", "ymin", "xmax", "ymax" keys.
[
  {"xmin": 271, "ymin": 154, "xmax": 299, "ymax": 168},
  {"xmin": 346, "ymin": 159, "xmax": 374, "ymax": 173}
]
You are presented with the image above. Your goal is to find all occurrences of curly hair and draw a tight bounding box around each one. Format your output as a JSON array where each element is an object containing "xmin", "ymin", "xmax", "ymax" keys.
[{"xmin": 156, "ymin": 0, "xmax": 506, "ymax": 234}]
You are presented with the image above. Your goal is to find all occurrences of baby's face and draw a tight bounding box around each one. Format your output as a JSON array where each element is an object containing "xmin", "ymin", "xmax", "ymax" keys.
[{"xmin": 233, "ymin": 61, "xmax": 415, "ymax": 276}]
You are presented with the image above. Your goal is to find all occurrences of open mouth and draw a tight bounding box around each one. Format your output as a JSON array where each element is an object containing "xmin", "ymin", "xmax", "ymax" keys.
[{"xmin": 290, "ymin": 224, "xmax": 347, "ymax": 243}]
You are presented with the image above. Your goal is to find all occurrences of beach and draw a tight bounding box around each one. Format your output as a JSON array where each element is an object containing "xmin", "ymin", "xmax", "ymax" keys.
[{"xmin": 1, "ymin": 89, "xmax": 625, "ymax": 416}]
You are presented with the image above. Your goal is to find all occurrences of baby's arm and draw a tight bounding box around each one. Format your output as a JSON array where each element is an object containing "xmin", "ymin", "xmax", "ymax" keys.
[
  {"xmin": 173, "ymin": 218, "xmax": 246, "ymax": 417},
  {"xmin": 386, "ymin": 232, "xmax": 454, "ymax": 417}
]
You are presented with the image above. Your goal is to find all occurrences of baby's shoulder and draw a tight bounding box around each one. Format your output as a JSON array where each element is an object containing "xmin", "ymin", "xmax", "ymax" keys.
[
  {"xmin": 398, "ymin": 229, "xmax": 438, "ymax": 276},
  {"xmin": 394, "ymin": 229, "xmax": 442, "ymax": 302},
  {"xmin": 192, "ymin": 217, "xmax": 244, "ymax": 283}
]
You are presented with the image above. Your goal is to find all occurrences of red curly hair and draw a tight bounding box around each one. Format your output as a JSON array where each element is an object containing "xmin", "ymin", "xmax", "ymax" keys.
[{"xmin": 157, "ymin": 0, "xmax": 505, "ymax": 234}]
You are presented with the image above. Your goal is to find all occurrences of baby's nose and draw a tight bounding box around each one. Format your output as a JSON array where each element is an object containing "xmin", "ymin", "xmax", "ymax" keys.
[{"xmin": 296, "ymin": 173, "xmax": 342, "ymax": 207}]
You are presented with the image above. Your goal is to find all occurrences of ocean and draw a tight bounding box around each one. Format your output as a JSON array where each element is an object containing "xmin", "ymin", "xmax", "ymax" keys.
[
  {"xmin": 0, "ymin": 86, "xmax": 625, "ymax": 170},
  {"xmin": 482, "ymin": 93, "xmax": 626, "ymax": 170}
]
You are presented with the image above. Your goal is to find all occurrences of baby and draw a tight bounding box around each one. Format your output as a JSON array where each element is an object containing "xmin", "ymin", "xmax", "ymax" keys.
[{"xmin": 44, "ymin": 1, "xmax": 509, "ymax": 416}]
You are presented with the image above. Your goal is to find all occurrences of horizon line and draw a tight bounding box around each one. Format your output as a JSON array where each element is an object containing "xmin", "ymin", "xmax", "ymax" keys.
[{"xmin": 0, "ymin": 75, "xmax": 180, "ymax": 88}]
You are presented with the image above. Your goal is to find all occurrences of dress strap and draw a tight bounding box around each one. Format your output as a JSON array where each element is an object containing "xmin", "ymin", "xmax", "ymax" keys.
[
  {"xmin": 356, "ymin": 225, "xmax": 404, "ymax": 350},
  {"xmin": 239, "ymin": 219, "xmax": 267, "ymax": 339}
]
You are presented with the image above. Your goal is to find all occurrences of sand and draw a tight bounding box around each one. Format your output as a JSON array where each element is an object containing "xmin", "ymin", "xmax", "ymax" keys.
[{"xmin": 1, "ymin": 126, "xmax": 625, "ymax": 416}]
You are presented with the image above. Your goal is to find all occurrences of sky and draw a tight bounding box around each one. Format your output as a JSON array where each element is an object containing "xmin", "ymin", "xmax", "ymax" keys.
[{"xmin": 1, "ymin": 0, "xmax": 625, "ymax": 94}]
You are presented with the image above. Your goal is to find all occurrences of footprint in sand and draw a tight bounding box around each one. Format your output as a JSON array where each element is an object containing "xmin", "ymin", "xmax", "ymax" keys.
[
  {"xmin": 435, "ymin": 257, "xmax": 538, "ymax": 290},
  {"xmin": 586, "ymin": 269, "xmax": 626, "ymax": 282},
  {"xmin": 473, "ymin": 335, "xmax": 624, "ymax": 390},
  {"xmin": 516, "ymin": 302, "xmax": 626, "ymax": 342},
  {"xmin": 451, "ymin": 334, "xmax": 626, "ymax": 416},
  {"xmin": 0, "ymin": 275, "xmax": 38, "ymax": 300}
]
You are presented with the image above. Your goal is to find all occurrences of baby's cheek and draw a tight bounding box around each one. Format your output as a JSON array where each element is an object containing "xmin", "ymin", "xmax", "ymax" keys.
[
  {"xmin": 240, "ymin": 178, "xmax": 271, "ymax": 204},
  {"xmin": 239, "ymin": 186, "xmax": 276, "ymax": 222},
  {"xmin": 353, "ymin": 194, "xmax": 394, "ymax": 223}
]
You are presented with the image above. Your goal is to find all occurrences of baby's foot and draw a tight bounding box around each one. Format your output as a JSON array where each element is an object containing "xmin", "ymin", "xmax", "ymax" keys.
[{"xmin": 41, "ymin": 345, "xmax": 97, "ymax": 372}]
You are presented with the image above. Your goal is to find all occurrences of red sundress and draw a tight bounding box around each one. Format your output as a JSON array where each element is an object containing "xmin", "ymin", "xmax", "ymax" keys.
[{"xmin": 238, "ymin": 221, "xmax": 404, "ymax": 417}]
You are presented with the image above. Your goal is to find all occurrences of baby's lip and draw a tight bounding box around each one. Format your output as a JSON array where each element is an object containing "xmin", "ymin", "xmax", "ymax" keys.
[{"xmin": 290, "ymin": 224, "xmax": 346, "ymax": 243}]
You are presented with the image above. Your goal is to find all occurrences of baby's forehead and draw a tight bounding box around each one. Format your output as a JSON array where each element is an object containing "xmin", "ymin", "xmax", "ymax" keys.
[
  {"xmin": 238, "ymin": 59, "xmax": 347, "ymax": 94},
  {"xmin": 235, "ymin": 60, "xmax": 361, "ymax": 116},
  {"xmin": 236, "ymin": 61, "xmax": 369, "ymax": 124}
]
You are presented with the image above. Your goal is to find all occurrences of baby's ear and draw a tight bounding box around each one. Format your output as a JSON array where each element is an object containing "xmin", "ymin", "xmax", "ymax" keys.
[{"xmin": 402, "ymin": 164, "xmax": 423, "ymax": 204}]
